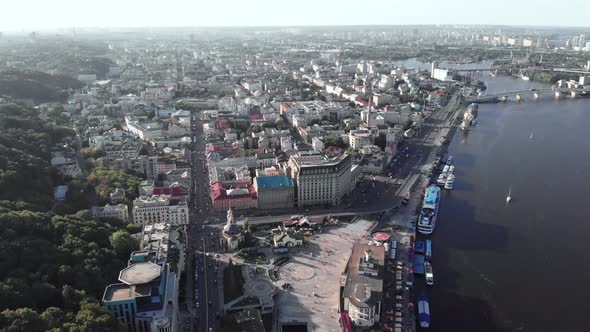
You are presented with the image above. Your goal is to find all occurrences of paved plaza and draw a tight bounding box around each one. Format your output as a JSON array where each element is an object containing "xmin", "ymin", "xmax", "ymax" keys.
[{"xmin": 276, "ymin": 218, "xmax": 373, "ymax": 331}]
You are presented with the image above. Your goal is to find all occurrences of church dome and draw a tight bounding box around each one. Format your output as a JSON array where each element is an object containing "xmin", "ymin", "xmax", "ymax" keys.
[{"xmin": 223, "ymin": 223, "xmax": 241, "ymax": 236}]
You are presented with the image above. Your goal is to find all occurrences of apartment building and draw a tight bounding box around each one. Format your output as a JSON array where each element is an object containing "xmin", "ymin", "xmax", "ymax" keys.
[
  {"xmin": 132, "ymin": 195, "xmax": 189, "ymax": 225},
  {"xmin": 107, "ymin": 155, "xmax": 159, "ymax": 180},
  {"xmin": 91, "ymin": 204, "xmax": 129, "ymax": 222},
  {"xmin": 288, "ymin": 154, "xmax": 352, "ymax": 208}
]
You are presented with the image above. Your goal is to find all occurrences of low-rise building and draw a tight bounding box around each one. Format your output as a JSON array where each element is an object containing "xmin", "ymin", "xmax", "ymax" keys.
[
  {"xmin": 89, "ymin": 130, "xmax": 143, "ymax": 159},
  {"xmin": 110, "ymin": 188, "xmax": 126, "ymax": 204},
  {"xmin": 54, "ymin": 185, "xmax": 68, "ymax": 202},
  {"xmin": 349, "ymin": 130, "xmax": 372, "ymax": 150},
  {"xmin": 92, "ymin": 204, "xmax": 129, "ymax": 222},
  {"xmin": 132, "ymin": 195, "xmax": 189, "ymax": 225},
  {"xmin": 255, "ymin": 152, "xmax": 277, "ymax": 168},
  {"xmin": 273, "ymin": 229, "xmax": 304, "ymax": 248},
  {"xmin": 210, "ymin": 182, "xmax": 258, "ymax": 211},
  {"xmin": 342, "ymin": 244, "xmax": 385, "ymax": 328},
  {"xmin": 254, "ymin": 176, "xmax": 294, "ymax": 210}
]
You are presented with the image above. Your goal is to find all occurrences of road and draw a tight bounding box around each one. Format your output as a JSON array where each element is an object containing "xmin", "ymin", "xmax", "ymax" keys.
[{"xmin": 182, "ymin": 114, "xmax": 222, "ymax": 332}]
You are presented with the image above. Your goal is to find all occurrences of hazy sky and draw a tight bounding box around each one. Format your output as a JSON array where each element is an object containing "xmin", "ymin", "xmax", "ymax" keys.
[{"xmin": 2, "ymin": 0, "xmax": 588, "ymax": 30}]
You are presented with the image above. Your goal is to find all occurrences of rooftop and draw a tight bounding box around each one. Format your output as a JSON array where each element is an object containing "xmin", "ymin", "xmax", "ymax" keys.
[
  {"xmin": 342, "ymin": 244, "xmax": 385, "ymax": 309},
  {"xmin": 119, "ymin": 262, "xmax": 161, "ymax": 285},
  {"xmin": 255, "ymin": 175, "xmax": 294, "ymax": 189},
  {"xmin": 103, "ymin": 283, "xmax": 152, "ymax": 302}
]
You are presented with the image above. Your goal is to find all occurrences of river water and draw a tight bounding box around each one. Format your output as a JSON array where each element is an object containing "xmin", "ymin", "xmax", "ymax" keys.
[{"xmin": 396, "ymin": 59, "xmax": 590, "ymax": 332}]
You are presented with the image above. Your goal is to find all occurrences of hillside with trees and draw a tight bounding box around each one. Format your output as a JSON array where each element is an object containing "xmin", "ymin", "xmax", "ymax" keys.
[
  {"xmin": 0, "ymin": 103, "xmax": 75, "ymax": 209},
  {"xmin": 0, "ymin": 103, "xmax": 131, "ymax": 331},
  {"xmin": 0, "ymin": 70, "xmax": 82, "ymax": 103},
  {"xmin": 0, "ymin": 210, "xmax": 133, "ymax": 331}
]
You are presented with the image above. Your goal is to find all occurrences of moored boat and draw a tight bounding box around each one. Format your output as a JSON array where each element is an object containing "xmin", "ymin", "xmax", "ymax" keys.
[
  {"xmin": 418, "ymin": 293, "xmax": 431, "ymax": 328},
  {"xmin": 425, "ymin": 261, "xmax": 434, "ymax": 286},
  {"xmin": 425, "ymin": 239, "xmax": 432, "ymax": 261},
  {"xmin": 444, "ymin": 174, "xmax": 455, "ymax": 190},
  {"xmin": 417, "ymin": 185, "xmax": 441, "ymax": 235}
]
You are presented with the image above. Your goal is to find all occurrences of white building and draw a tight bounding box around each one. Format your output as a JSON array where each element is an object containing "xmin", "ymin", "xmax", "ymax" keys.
[
  {"xmin": 372, "ymin": 93, "xmax": 399, "ymax": 107},
  {"xmin": 342, "ymin": 244, "xmax": 384, "ymax": 328},
  {"xmin": 349, "ymin": 130, "xmax": 372, "ymax": 150},
  {"xmin": 432, "ymin": 68, "xmax": 454, "ymax": 81},
  {"xmin": 132, "ymin": 195, "xmax": 189, "ymax": 225},
  {"xmin": 311, "ymin": 137, "xmax": 324, "ymax": 152},
  {"xmin": 92, "ymin": 204, "xmax": 129, "ymax": 222},
  {"xmin": 280, "ymin": 137, "xmax": 293, "ymax": 151},
  {"xmin": 89, "ymin": 130, "xmax": 142, "ymax": 159},
  {"xmin": 107, "ymin": 156, "xmax": 159, "ymax": 180}
]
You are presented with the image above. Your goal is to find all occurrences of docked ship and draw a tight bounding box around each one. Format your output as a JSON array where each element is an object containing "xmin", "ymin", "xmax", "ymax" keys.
[
  {"xmin": 444, "ymin": 174, "xmax": 455, "ymax": 190},
  {"xmin": 424, "ymin": 261, "xmax": 434, "ymax": 285},
  {"xmin": 425, "ymin": 239, "xmax": 432, "ymax": 261},
  {"xmin": 460, "ymin": 119, "xmax": 470, "ymax": 131},
  {"xmin": 467, "ymin": 103, "xmax": 479, "ymax": 118},
  {"xmin": 417, "ymin": 185, "xmax": 441, "ymax": 235},
  {"xmin": 436, "ymin": 165, "xmax": 449, "ymax": 186},
  {"xmin": 418, "ymin": 293, "xmax": 431, "ymax": 328}
]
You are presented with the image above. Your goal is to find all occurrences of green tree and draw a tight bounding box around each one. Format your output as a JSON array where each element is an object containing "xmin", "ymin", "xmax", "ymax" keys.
[
  {"xmin": 109, "ymin": 230, "xmax": 138, "ymax": 259},
  {"xmin": 71, "ymin": 299, "xmax": 122, "ymax": 332},
  {"xmin": 0, "ymin": 308, "xmax": 45, "ymax": 332},
  {"xmin": 40, "ymin": 307, "xmax": 66, "ymax": 330}
]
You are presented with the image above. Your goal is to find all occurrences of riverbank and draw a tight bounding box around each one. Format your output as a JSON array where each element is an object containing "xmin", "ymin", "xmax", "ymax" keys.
[{"xmin": 429, "ymin": 74, "xmax": 590, "ymax": 331}]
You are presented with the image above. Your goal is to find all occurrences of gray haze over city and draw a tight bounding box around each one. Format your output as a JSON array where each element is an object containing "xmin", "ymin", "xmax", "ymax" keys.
[
  {"xmin": 1, "ymin": 3, "xmax": 590, "ymax": 332},
  {"xmin": 2, "ymin": 0, "xmax": 590, "ymax": 30}
]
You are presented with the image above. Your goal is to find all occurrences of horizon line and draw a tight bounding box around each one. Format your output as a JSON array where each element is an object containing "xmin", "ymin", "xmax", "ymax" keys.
[{"xmin": 2, "ymin": 23, "xmax": 590, "ymax": 33}]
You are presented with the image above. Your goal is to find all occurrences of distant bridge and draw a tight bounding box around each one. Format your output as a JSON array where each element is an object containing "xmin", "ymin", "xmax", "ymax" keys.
[
  {"xmin": 452, "ymin": 66, "xmax": 590, "ymax": 75},
  {"xmin": 465, "ymin": 87, "xmax": 588, "ymax": 103}
]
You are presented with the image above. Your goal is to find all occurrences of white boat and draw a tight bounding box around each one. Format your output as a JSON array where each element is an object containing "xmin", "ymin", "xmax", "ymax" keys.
[
  {"xmin": 506, "ymin": 186, "xmax": 512, "ymax": 203},
  {"xmin": 442, "ymin": 165, "xmax": 450, "ymax": 175},
  {"xmin": 444, "ymin": 174, "xmax": 455, "ymax": 190},
  {"xmin": 530, "ymin": 131, "xmax": 533, "ymax": 140},
  {"xmin": 448, "ymin": 166, "xmax": 455, "ymax": 174},
  {"xmin": 437, "ymin": 174, "xmax": 447, "ymax": 186},
  {"xmin": 417, "ymin": 185, "xmax": 441, "ymax": 235},
  {"xmin": 522, "ymin": 76, "xmax": 530, "ymax": 81},
  {"xmin": 424, "ymin": 261, "xmax": 434, "ymax": 285},
  {"xmin": 460, "ymin": 120, "xmax": 469, "ymax": 131}
]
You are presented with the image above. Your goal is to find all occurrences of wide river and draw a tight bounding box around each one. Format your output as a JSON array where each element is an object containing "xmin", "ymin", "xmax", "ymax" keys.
[{"xmin": 396, "ymin": 59, "xmax": 590, "ymax": 332}]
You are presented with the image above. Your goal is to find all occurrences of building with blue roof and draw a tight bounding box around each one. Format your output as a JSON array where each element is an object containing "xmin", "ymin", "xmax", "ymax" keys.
[
  {"xmin": 102, "ymin": 223, "xmax": 177, "ymax": 332},
  {"xmin": 254, "ymin": 175, "xmax": 295, "ymax": 209}
]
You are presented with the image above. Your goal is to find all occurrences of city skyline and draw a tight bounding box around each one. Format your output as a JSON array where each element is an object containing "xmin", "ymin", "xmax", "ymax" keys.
[{"xmin": 2, "ymin": 0, "xmax": 590, "ymax": 31}]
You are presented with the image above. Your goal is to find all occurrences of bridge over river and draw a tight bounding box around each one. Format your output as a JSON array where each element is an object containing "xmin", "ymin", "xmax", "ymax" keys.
[{"xmin": 465, "ymin": 87, "xmax": 589, "ymax": 103}]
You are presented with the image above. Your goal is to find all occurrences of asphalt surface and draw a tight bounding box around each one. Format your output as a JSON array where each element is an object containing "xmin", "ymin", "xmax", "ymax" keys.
[{"xmin": 183, "ymin": 116, "xmax": 222, "ymax": 332}]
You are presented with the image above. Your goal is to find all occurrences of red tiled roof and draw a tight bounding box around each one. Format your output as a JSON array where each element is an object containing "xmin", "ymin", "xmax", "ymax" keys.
[{"xmin": 211, "ymin": 182, "xmax": 257, "ymax": 202}]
